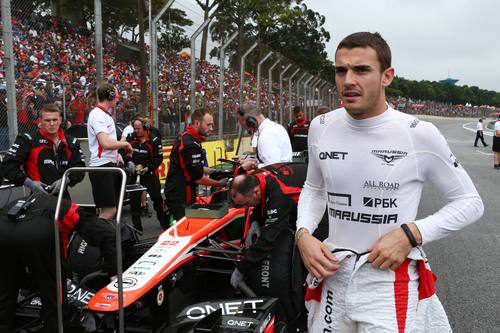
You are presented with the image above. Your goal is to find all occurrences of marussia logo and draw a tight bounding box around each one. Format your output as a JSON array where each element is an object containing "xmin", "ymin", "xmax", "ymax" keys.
[{"xmin": 371, "ymin": 149, "xmax": 407, "ymax": 164}]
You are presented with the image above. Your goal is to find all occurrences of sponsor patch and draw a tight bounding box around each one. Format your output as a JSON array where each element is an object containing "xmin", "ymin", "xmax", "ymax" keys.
[{"xmin": 371, "ymin": 149, "xmax": 407, "ymax": 165}]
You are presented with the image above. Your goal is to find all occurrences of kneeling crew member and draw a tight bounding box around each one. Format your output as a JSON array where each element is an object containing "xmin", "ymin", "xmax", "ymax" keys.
[
  {"xmin": 164, "ymin": 108, "xmax": 228, "ymax": 221},
  {"xmin": 0, "ymin": 193, "xmax": 117, "ymax": 333},
  {"xmin": 125, "ymin": 117, "xmax": 167, "ymax": 231},
  {"xmin": 230, "ymin": 162, "xmax": 307, "ymax": 329},
  {"xmin": 0, "ymin": 103, "xmax": 85, "ymax": 196}
]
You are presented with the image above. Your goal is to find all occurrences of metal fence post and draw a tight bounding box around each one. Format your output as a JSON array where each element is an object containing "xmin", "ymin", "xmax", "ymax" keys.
[
  {"xmin": 256, "ymin": 51, "xmax": 273, "ymax": 113},
  {"xmin": 94, "ymin": 0, "xmax": 103, "ymax": 83},
  {"xmin": 267, "ymin": 57, "xmax": 281, "ymax": 120},
  {"xmin": 1, "ymin": 0, "xmax": 18, "ymax": 146},
  {"xmin": 309, "ymin": 77, "xmax": 321, "ymax": 117},
  {"xmin": 190, "ymin": 7, "xmax": 219, "ymax": 116},
  {"xmin": 302, "ymin": 75, "xmax": 314, "ymax": 119},
  {"xmin": 279, "ymin": 64, "xmax": 292, "ymax": 125},
  {"xmin": 287, "ymin": 69, "xmax": 300, "ymax": 122},
  {"xmin": 239, "ymin": 42, "xmax": 258, "ymax": 107},
  {"xmin": 150, "ymin": 0, "xmax": 176, "ymax": 128},
  {"xmin": 218, "ymin": 31, "xmax": 238, "ymax": 139},
  {"xmin": 295, "ymin": 72, "xmax": 307, "ymax": 110}
]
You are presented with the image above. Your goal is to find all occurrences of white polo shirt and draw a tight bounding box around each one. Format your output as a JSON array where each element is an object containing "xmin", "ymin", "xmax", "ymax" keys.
[
  {"xmin": 255, "ymin": 118, "xmax": 293, "ymax": 167},
  {"xmin": 87, "ymin": 105, "xmax": 118, "ymax": 166}
]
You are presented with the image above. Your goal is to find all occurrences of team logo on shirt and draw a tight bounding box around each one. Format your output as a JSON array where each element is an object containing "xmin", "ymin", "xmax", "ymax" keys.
[
  {"xmin": 327, "ymin": 192, "xmax": 351, "ymax": 206},
  {"xmin": 319, "ymin": 151, "xmax": 348, "ymax": 160},
  {"xmin": 371, "ymin": 149, "xmax": 407, "ymax": 165},
  {"xmin": 363, "ymin": 180, "xmax": 400, "ymax": 191},
  {"xmin": 363, "ymin": 197, "xmax": 397, "ymax": 208}
]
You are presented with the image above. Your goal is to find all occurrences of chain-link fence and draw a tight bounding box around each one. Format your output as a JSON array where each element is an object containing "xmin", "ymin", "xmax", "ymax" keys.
[{"xmin": 1, "ymin": 0, "xmax": 334, "ymax": 150}]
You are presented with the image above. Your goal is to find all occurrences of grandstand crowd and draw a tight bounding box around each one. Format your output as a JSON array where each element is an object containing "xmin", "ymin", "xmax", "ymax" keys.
[{"xmin": 1, "ymin": 11, "xmax": 497, "ymax": 144}]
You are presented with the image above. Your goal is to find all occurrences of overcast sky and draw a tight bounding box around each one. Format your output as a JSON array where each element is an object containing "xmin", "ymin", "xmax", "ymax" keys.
[{"xmin": 303, "ymin": 0, "xmax": 500, "ymax": 92}]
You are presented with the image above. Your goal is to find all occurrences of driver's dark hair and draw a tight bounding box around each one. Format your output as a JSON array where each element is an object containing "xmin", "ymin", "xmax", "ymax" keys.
[
  {"xmin": 336, "ymin": 32, "xmax": 391, "ymax": 72},
  {"xmin": 232, "ymin": 174, "xmax": 259, "ymax": 196}
]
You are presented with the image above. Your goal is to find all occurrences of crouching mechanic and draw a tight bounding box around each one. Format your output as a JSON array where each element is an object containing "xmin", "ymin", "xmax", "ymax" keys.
[
  {"xmin": 124, "ymin": 117, "xmax": 167, "ymax": 231},
  {"xmin": 0, "ymin": 193, "xmax": 117, "ymax": 333},
  {"xmin": 164, "ymin": 108, "xmax": 228, "ymax": 221},
  {"xmin": 1, "ymin": 103, "xmax": 85, "ymax": 197},
  {"xmin": 230, "ymin": 162, "xmax": 307, "ymax": 330}
]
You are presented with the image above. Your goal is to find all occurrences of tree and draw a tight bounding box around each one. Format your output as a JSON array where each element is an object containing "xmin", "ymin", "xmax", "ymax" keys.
[{"xmin": 195, "ymin": 0, "xmax": 218, "ymax": 61}]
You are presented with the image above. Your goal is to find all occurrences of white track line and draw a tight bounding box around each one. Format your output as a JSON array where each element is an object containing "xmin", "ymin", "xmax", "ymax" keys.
[
  {"xmin": 463, "ymin": 122, "xmax": 494, "ymax": 136},
  {"xmin": 475, "ymin": 150, "xmax": 494, "ymax": 156}
]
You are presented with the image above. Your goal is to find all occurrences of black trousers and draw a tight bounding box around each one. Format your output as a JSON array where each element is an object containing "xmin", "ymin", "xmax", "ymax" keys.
[
  {"xmin": 0, "ymin": 216, "xmax": 64, "ymax": 333},
  {"xmin": 244, "ymin": 229, "xmax": 304, "ymax": 330},
  {"xmin": 130, "ymin": 172, "xmax": 167, "ymax": 229},
  {"xmin": 474, "ymin": 131, "xmax": 488, "ymax": 146}
]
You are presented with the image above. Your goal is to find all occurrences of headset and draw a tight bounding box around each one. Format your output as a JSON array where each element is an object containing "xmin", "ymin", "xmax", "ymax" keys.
[
  {"xmin": 238, "ymin": 108, "xmax": 258, "ymax": 131},
  {"xmin": 106, "ymin": 86, "xmax": 116, "ymax": 101},
  {"xmin": 98, "ymin": 84, "xmax": 116, "ymax": 101}
]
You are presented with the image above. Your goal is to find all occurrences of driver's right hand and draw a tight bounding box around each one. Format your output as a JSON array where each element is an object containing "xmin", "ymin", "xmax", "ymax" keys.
[{"xmin": 297, "ymin": 231, "xmax": 340, "ymax": 279}]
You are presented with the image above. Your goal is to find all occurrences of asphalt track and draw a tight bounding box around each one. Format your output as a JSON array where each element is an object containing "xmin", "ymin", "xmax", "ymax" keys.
[
  {"xmin": 413, "ymin": 116, "xmax": 499, "ymax": 333},
  {"xmin": 1, "ymin": 116, "xmax": 497, "ymax": 332}
]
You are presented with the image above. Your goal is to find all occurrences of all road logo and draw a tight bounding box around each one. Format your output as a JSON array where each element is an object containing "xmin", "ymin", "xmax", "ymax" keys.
[{"xmin": 371, "ymin": 149, "xmax": 407, "ymax": 165}]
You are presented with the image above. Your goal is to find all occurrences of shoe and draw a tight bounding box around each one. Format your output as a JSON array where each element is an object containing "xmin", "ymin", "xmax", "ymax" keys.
[
  {"xmin": 484, "ymin": 144, "xmax": 489, "ymax": 147},
  {"xmin": 474, "ymin": 145, "xmax": 478, "ymax": 147}
]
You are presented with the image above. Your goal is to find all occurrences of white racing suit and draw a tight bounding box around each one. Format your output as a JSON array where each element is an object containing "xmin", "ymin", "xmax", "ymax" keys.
[
  {"xmin": 305, "ymin": 244, "xmax": 451, "ymax": 332},
  {"xmin": 297, "ymin": 108, "xmax": 484, "ymax": 332}
]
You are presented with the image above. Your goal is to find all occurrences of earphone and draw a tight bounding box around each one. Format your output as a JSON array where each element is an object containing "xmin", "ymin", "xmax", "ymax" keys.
[
  {"xmin": 106, "ymin": 87, "xmax": 116, "ymax": 101},
  {"xmin": 238, "ymin": 108, "xmax": 258, "ymax": 131}
]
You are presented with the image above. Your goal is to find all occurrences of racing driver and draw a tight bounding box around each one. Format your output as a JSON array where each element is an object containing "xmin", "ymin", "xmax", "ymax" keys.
[{"xmin": 295, "ymin": 32, "xmax": 484, "ymax": 332}]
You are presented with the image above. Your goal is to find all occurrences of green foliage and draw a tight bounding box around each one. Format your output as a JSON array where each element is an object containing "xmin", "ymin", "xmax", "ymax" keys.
[
  {"xmin": 388, "ymin": 76, "xmax": 500, "ymax": 107},
  {"xmin": 210, "ymin": 0, "xmax": 333, "ymax": 84}
]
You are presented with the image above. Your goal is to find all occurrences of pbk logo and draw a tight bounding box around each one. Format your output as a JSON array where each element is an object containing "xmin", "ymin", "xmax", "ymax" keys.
[{"xmin": 363, "ymin": 197, "xmax": 397, "ymax": 208}]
